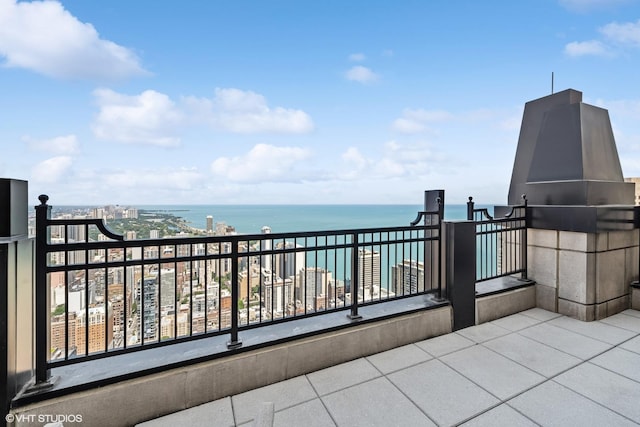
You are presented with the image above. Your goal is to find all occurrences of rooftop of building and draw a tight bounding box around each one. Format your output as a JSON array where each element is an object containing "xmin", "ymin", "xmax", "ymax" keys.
[{"xmin": 138, "ymin": 308, "xmax": 640, "ymax": 426}]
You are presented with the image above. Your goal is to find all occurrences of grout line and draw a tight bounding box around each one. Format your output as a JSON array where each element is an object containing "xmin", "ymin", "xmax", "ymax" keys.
[
  {"xmin": 440, "ymin": 313, "xmax": 640, "ymax": 425},
  {"xmin": 380, "ymin": 362, "xmax": 439, "ymax": 426}
]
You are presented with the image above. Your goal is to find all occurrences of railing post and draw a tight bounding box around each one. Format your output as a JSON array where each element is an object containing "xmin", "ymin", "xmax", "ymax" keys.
[
  {"xmin": 521, "ymin": 194, "xmax": 528, "ymax": 280},
  {"xmin": 436, "ymin": 197, "xmax": 444, "ymax": 300},
  {"xmin": 227, "ymin": 238, "xmax": 242, "ymax": 349},
  {"xmin": 348, "ymin": 233, "xmax": 362, "ymax": 320},
  {"xmin": 467, "ymin": 197, "xmax": 474, "ymax": 221},
  {"xmin": 445, "ymin": 221, "xmax": 476, "ymax": 331},
  {"xmin": 0, "ymin": 179, "xmax": 32, "ymax": 419},
  {"xmin": 34, "ymin": 195, "xmax": 53, "ymax": 386}
]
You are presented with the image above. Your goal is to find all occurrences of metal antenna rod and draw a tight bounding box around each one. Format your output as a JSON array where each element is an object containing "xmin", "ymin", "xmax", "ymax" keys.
[{"xmin": 551, "ymin": 71, "xmax": 554, "ymax": 94}]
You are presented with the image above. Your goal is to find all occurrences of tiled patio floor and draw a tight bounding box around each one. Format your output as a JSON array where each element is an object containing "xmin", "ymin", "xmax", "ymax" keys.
[{"xmin": 138, "ymin": 308, "xmax": 640, "ymax": 426}]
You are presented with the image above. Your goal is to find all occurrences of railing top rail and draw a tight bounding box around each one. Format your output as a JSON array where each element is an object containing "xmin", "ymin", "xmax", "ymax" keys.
[
  {"xmin": 38, "ymin": 200, "xmax": 442, "ymax": 251},
  {"xmin": 467, "ymin": 194, "xmax": 527, "ymax": 222}
]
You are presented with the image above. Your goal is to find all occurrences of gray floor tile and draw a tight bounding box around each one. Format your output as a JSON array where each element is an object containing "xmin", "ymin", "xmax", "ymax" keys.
[
  {"xmin": 136, "ymin": 397, "xmax": 234, "ymax": 427},
  {"xmin": 388, "ymin": 359, "xmax": 499, "ymax": 426},
  {"xmin": 366, "ymin": 343, "xmax": 432, "ymax": 374},
  {"xmin": 460, "ymin": 404, "xmax": 538, "ymax": 427},
  {"xmin": 274, "ymin": 399, "xmax": 336, "ymax": 427},
  {"xmin": 322, "ymin": 377, "xmax": 436, "ymax": 427},
  {"xmin": 620, "ymin": 335, "xmax": 640, "ymax": 355},
  {"xmin": 456, "ymin": 322, "xmax": 511, "ymax": 343},
  {"xmin": 600, "ymin": 312, "xmax": 640, "ymax": 333},
  {"xmin": 621, "ymin": 309, "xmax": 640, "ymax": 319},
  {"xmin": 441, "ymin": 345, "xmax": 544, "ymax": 400},
  {"xmin": 307, "ymin": 358, "xmax": 380, "ymax": 396},
  {"xmin": 510, "ymin": 380, "xmax": 637, "ymax": 427},
  {"xmin": 555, "ymin": 362, "xmax": 640, "ymax": 422},
  {"xmin": 490, "ymin": 313, "xmax": 542, "ymax": 332},
  {"xmin": 484, "ymin": 333, "xmax": 581, "ymax": 378},
  {"xmin": 518, "ymin": 322, "xmax": 611, "ymax": 359},
  {"xmin": 415, "ymin": 331, "xmax": 475, "ymax": 357},
  {"xmin": 591, "ymin": 347, "xmax": 640, "ymax": 383},
  {"xmin": 519, "ymin": 308, "xmax": 562, "ymax": 321},
  {"xmin": 232, "ymin": 376, "xmax": 317, "ymax": 425},
  {"xmin": 549, "ymin": 315, "xmax": 637, "ymax": 345}
]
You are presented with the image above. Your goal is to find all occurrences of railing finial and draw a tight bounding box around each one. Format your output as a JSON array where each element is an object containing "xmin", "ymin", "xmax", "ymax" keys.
[{"xmin": 38, "ymin": 194, "xmax": 49, "ymax": 205}]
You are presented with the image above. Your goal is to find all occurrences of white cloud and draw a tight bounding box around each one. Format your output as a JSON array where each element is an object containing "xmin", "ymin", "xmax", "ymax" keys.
[
  {"xmin": 345, "ymin": 66, "xmax": 379, "ymax": 84},
  {"xmin": 31, "ymin": 156, "xmax": 72, "ymax": 182},
  {"xmin": 211, "ymin": 143, "xmax": 314, "ymax": 183},
  {"xmin": 564, "ymin": 40, "xmax": 611, "ymax": 56},
  {"xmin": 392, "ymin": 118, "xmax": 427, "ymax": 134},
  {"xmin": 184, "ymin": 88, "xmax": 314, "ymax": 134},
  {"xmin": 92, "ymin": 89, "xmax": 183, "ymax": 146},
  {"xmin": 340, "ymin": 141, "xmax": 435, "ymax": 180},
  {"xmin": 104, "ymin": 167, "xmax": 203, "ymax": 190},
  {"xmin": 348, "ymin": 53, "xmax": 366, "ymax": 61},
  {"xmin": 24, "ymin": 134, "xmax": 79, "ymax": 154},
  {"xmin": 600, "ymin": 19, "xmax": 640, "ymax": 46},
  {"xmin": 564, "ymin": 19, "xmax": 640, "ymax": 59},
  {"xmin": 91, "ymin": 87, "xmax": 314, "ymax": 144},
  {"xmin": 0, "ymin": 0, "xmax": 147, "ymax": 80},
  {"xmin": 341, "ymin": 147, "xmax": 369, "ymax": 179},
  {"xmin": 392, "ymin": 109, "xmax": 452, "ymax": 134}
]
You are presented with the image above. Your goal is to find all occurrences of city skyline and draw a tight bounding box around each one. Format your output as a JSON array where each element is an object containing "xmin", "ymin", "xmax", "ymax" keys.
[{"xmin": 2, "ymin": 0, "xmax": 640, "ymax": 205}]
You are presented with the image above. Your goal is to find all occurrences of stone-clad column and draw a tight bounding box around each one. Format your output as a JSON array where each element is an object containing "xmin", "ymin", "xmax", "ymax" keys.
[{"xmin": 529, "ymin": 228, "xmax": 638, "ymax": 321}]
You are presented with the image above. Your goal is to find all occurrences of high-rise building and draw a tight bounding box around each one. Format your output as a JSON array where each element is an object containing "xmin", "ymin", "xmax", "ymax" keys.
[
  {"xmin": 91, "ymin": 208, "xmax": 105, "ymax": 219},
  {"xmin": 75, "ymin": 304, "xmax": 114, "ymax": 355},
  {"xmin": 358, "ymin": 249, "xmax": 381, "ymax": 300},
  {"xmin": 150, "ymin": 230, "xmax": 160, "ymax": 239},
  {"xmin": 125, "ymin": 208, "xmax": 139, "ymax": 219},
  {"xmin": 296, "ymin": 267, "xmax": 332, "ymax": 310},
  {"xmin": 206, "ymin": 215, "xmax": 214, "ymax": 233},
  {"xmin": 260, "ymin": 226, "xmax": 272, "ymax": 272},
  {"xmin": 67, "ymin": 223, "xmax": 86, "ymax": 242},
  {"xmin": 391, "ymin": 259, "xmax": 425, "ymax": 296},
  {"xmin": 263, "ymin": 275, "xmax": 294, "ymax": 317},
  {"xmin": 137, "ymin": 277, "xmax": 158, "ymax": 340},
  {"xmin": 275, "ymin": 241, "xmax": 305, "ymax": 280}
]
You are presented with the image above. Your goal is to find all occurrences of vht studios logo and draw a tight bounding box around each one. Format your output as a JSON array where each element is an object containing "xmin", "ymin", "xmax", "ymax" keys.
[{"xmin": 5, "ymin": 413, "xmax": 83, "ymax": 423}]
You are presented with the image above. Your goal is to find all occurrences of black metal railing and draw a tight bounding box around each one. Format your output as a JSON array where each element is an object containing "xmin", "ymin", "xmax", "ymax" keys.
[
  {"xmin": 34, "ymin": 195, "xmax": 442, "ymax": 383},
  {"xmin": 467, "ymin": 195, "xmax": 528, "ymax": 282}
]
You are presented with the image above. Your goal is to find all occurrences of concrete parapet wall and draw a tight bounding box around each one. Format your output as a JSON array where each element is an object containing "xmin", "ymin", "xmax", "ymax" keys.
[
  {"xmin": 9, "ymin": 306, "xmax": 452, "ymax": 427},
  {"xmin": 528, "ymin": 228, "xmax": 638, "ymax": 321},
  {"xmin": 476, "ymin": 286, "xmax": 536, "ymax": 324}
]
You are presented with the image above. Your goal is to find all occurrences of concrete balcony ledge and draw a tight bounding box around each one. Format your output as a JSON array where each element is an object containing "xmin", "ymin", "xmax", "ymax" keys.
[
  {"xmin": 11, "ymin": 295, "xmax": 451, "ymax": 427},
  {"xmin": 476, "ymin": 277, "xmax": 537, "ymax": 324}
]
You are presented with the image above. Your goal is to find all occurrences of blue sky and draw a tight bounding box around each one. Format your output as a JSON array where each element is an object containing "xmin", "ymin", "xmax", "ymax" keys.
[{"xmin": 1, "ymin": 0, "xmax": 640, "ymax": 205}]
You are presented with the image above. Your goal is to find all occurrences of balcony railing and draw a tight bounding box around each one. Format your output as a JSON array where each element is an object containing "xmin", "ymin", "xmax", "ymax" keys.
[
  {"xmin": 467, "ymin": 195, "xmax": 528, "ymax": 282},
  {"xmin": 34, "ymin": 195, "xmax": 443, "ymax": 384}
]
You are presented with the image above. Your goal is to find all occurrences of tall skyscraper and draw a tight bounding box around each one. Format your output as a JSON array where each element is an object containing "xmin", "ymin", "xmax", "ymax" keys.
[
  {"xmin": 358, "ymin": 249, "xmax": 381, "ymax": 300},
  {"xmin": 206, "ymin": 215, "xmax": 214, "ymax": 233},
  {"xmin": 137, "ymin": 277, "xmax": 158, "ymax": 340},
  {"xmin": 296, "ymin": 267, "xmax": 332, "ymax": 310},
  {"xmin": 275, "ymin": 241, "xmax": 305, "ymax": 280},
  {"xmin": 261, "ymin": 226, "xmax": 272, "ymax": 272},
  {"xmin": 391, "ymin": 259, "xmax": 425, "ymax": 296}
]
